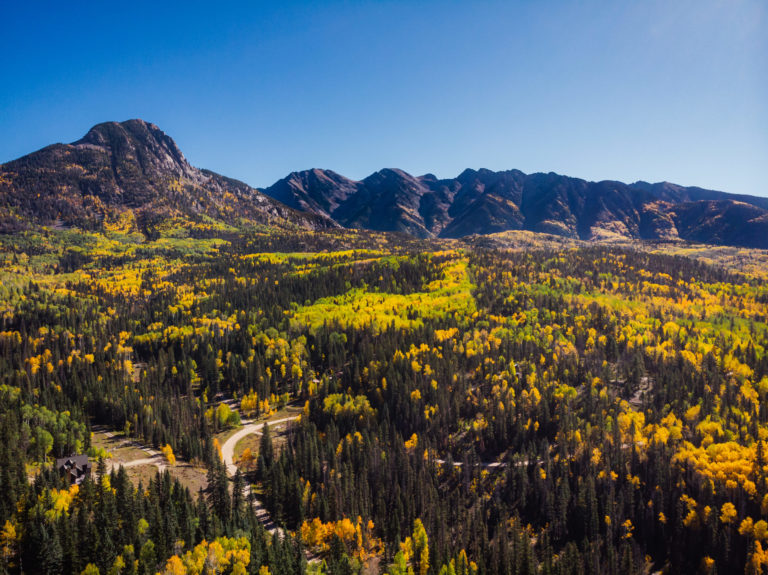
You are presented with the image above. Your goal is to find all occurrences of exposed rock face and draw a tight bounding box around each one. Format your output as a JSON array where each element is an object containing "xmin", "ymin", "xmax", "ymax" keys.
[
  {"xmin": 263, "ymin": 167, "xmax": 768, "ymax": 247},
  {"xmin": 0, "ymin": 119, "xmax": 335, "ymax": 233},
  {"xmin": 3, "ymin": 119, "xmax": 767, "ymax": 248}
]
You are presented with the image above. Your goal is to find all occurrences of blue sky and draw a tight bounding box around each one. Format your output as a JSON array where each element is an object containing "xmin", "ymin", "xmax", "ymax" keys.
[{"xmin": 1, "ymin": 1, "xmax": 766, "ymax": 195}]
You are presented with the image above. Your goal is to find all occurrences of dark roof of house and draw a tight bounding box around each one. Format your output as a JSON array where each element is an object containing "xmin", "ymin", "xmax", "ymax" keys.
[{"xmin": 56, "ymin": 455, "xmax": 91, "ymax": 469}]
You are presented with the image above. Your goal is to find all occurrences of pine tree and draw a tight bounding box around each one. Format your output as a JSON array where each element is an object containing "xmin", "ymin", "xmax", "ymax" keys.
[{"xmin": 232, "ymin": 469, "xmax": 245, "ymax": 529}]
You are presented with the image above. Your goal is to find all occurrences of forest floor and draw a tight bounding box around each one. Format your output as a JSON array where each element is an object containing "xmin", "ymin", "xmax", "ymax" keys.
[
  {"xmin": 91, "ymin": 428, "xmax": 209, "ymax": 495},
  {"xmin": 220, "ymin": 415, "xmax": 299, "ymax": 477},
  {"xmin": 232, "ymin": 404, "xmax": 302, "ymax": 462}
]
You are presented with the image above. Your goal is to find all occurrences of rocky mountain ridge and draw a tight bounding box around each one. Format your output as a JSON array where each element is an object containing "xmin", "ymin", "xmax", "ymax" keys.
[
  {"xmin": 263, "ymin": 167, "xmax": 768, "ymax": 247},
  {"xmin": 0, "ymin": 119, "xmax": 334, "ymax": 234},
  {"xmin": 2, "ymin": 119, "xmax": 766, "ymax": 248}
]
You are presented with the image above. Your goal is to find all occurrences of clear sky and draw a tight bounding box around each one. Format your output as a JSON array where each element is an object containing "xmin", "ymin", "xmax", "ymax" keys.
[{"xmin": 1, "ymin": 1, "xmax": 766, "ymax": 195}]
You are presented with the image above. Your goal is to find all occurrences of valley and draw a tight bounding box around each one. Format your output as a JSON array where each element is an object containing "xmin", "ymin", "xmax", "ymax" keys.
[{"xmin": 2, "ymin": 217, "xmax": 768, "ymax": 573}]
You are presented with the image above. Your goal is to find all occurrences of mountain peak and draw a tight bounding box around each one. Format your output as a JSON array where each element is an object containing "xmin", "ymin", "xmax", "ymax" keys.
[
  {"xmin": 0, "ymin": 120, "xmax": 335, "ymax": 233},
  {"xmin": 3, "ymin": 120, "xmax": 767, "ymax": 247},
  {"xmin": 74, "ymin": 119, "xmax": 189, "ymax": 175},
  {"xmin": 262, "ymin": 166, "xmax": 768, "ymax": 247},
  {"xmin": 371, "ymin": 168, "xmax": 415, "ymax": 179}
]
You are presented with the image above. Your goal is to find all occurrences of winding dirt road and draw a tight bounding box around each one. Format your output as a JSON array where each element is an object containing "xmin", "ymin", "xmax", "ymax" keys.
[
  {"xmin": 220, "ymin": 416, "xmax": 298, "ymax": 476},
  {"xmin": 220, "ymin": 416, "xmax": 300, "ymax": 535}
]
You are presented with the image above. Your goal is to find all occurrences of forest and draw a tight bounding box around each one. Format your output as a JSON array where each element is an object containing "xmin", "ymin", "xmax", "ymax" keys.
[{"xmin": 2, "ymin": 220, "xmax": 768, "ymax": 574}]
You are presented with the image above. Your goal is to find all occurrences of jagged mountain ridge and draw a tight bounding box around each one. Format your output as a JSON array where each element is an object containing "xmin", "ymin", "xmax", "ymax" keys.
[
  {"xmin": 2, "ymin": 119, "xmax": 767, "ymax": 248},
  {"xmin": 0, "ymin": 119, "xmax": 335, "ymax": 234},
  {"xmin": 262, "ymin": 167, "xmax": 768, "ymax": 247}
]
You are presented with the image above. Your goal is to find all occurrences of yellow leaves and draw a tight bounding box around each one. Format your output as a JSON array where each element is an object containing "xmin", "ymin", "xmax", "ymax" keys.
[
  {"xmin": 337, "ymin": 432, "xmax": 364, "ymax": 456},
  {"xmin": 697, "ymin": 418, "xmax": 724, "ymax": 445},
  {"xmin": 748, "ymin": 541, "xmax": 768, "ymax": 573},
  {"xmin": 240, "ymin": 390, "xmax": 259, "ymax": 416},
  {"xmin": 553, "ymin": 384, "xmax": 577, "ymax": 402},
  {"xmin": 412, "ymin": 518, "xmax": 430, "ymax": 575},
  {"xmin": 721, "ymin": 502, "xmax": 738, "ymax": 524},
  {"xmin": 405, "ymin": 434, "xmax": 419, "ymax": 451},
  {"xmin": 674, "ymin": 440, "xmax": 758, "ymax": 498},
  {"xmin": 525, "ymin": 386, "xmax": 542, "ymax": 408},
  {"xmin": 626, "ymin": 474, "xmax": 641, "ymax": 489},
  {"xmin": 740, "ymin": 517, "xmax": 755, "ymax": 537},
  {"xmin": 679, "ymin": 349, "xmax": 700, "ymax": 371},
  {"xmin": 323, "ymin": 393, "xmax": 375, "ymax": 419},
  {"xmin": 291, "ymin": 258, "xmax": 476, "ymax": 334},
  {"xmin": 658, "ymin": 512, "xmax": 667, "ymax": 524},
  {"xmin": 652, "ymin": 426, "xmax": 670, "ymax": 445},
  {"xmin": 40, "ymin": 486, "xmax": 79, "ymax": 522},
  {"xmin": 472, "ymin": 416, "xmax": 488, "ymax": 434},
  {"xmin": 1, "ymin": 519, "xmax": 18, "ymax": 561},
  {"xmin": 27, "ymin": 355, "xmax": 41, "ymax": 375},
  {"xmin": 410, "ymin": 389, "xmax": 422, "ymax": 402},
  {"xmin": 660, "ymin": 412, "xmax": 684, "ymax": 442},
  {"xmin": 434, "ymin": 328, "xmax": 458, "ymax": 342},
  {"xmin": 758, "ymin": 377, "xmax": 768, "ymax": 398},
  {"xmin": 137, "ymin": 518, "xmax": 149, "ymax": 536},
  {"xmin": 724, "ymin": 353, "xmax": 754, "ymax": 382},
  {"xmin": 683, "ymin": 509, "xmax": 700, "ymax": 529},
  {"xmin": 240, "ymin": 447, "xmax": 253, "ymax": 466},
  {"xmin": 617, "ymin": 408, "xmax": 646, "ymax": 446},
  {"xmin": 301, "ymin": 517, "xmax": 358, "ymax": 553},
  {"xmin": 684, "ymin": 404, "xmax": 701, "ymax": 423},
  {"xmin": 213, "ymin": 437, "xmax": 222, "ymax": 460},
  {"xmin": 621, "ymin": 519, "xmax": 634, "ymax": 540},
  {"xmin": 741, "ymin": 381, "xmax": 760, "ymax": 412},
  {"xmin": 162, "ymin": 444, "xmax": 176, "ymax": 466},
  {"xmin": 160, "ymin": 555, "xmax": 186, "ymax": 575},
  {"xmin": 160, "ymin": 536, "xmax": 250, "ymax": 575},
  {"xmin": 755, "ymin": 520, "xmax": 768, "ymax": 541}
]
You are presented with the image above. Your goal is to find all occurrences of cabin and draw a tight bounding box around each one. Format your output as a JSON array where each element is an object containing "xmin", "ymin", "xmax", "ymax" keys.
[{"xmin": 56, "ymin": 455, "xmax": 92, "ymax": 485}]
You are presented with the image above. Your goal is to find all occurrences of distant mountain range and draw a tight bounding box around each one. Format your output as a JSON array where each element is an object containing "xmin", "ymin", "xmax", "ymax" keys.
[
  {"xmin": 264, "ymin": 168, "xmax": 768, "ymax": 246},
  {"xmin": 2, "ymin": 119, "xmax": 767, "ymax": 247}
]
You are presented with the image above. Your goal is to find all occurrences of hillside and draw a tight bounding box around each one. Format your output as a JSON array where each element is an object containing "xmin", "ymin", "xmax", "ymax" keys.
[
  {"xmin": 2, "ymin": 120, "xmax": 767, "ymax": 248},
  {"xmin": 3, "ymin": 221, "xmax": 768, "ymax": 573},
  {"xmin": 263, "ymin": 167, "xmax": 768, "ymax": 246},
  {"xmin": 0, "ymin": 119, "xmax": 335, "ymax": 235}
]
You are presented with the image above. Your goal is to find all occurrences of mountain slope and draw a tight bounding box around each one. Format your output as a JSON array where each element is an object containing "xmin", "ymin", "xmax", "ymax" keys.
[
  {"xmin": 0, "ymin": 119, "xmax": 334, "ymax": 234},
  {"xmin": 3, "ymin": 120, "xmax": 766, "ymax": 248},
  {"xmin": 262, "ymin": 167, "xmax": 768, "ymax": 247}
]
